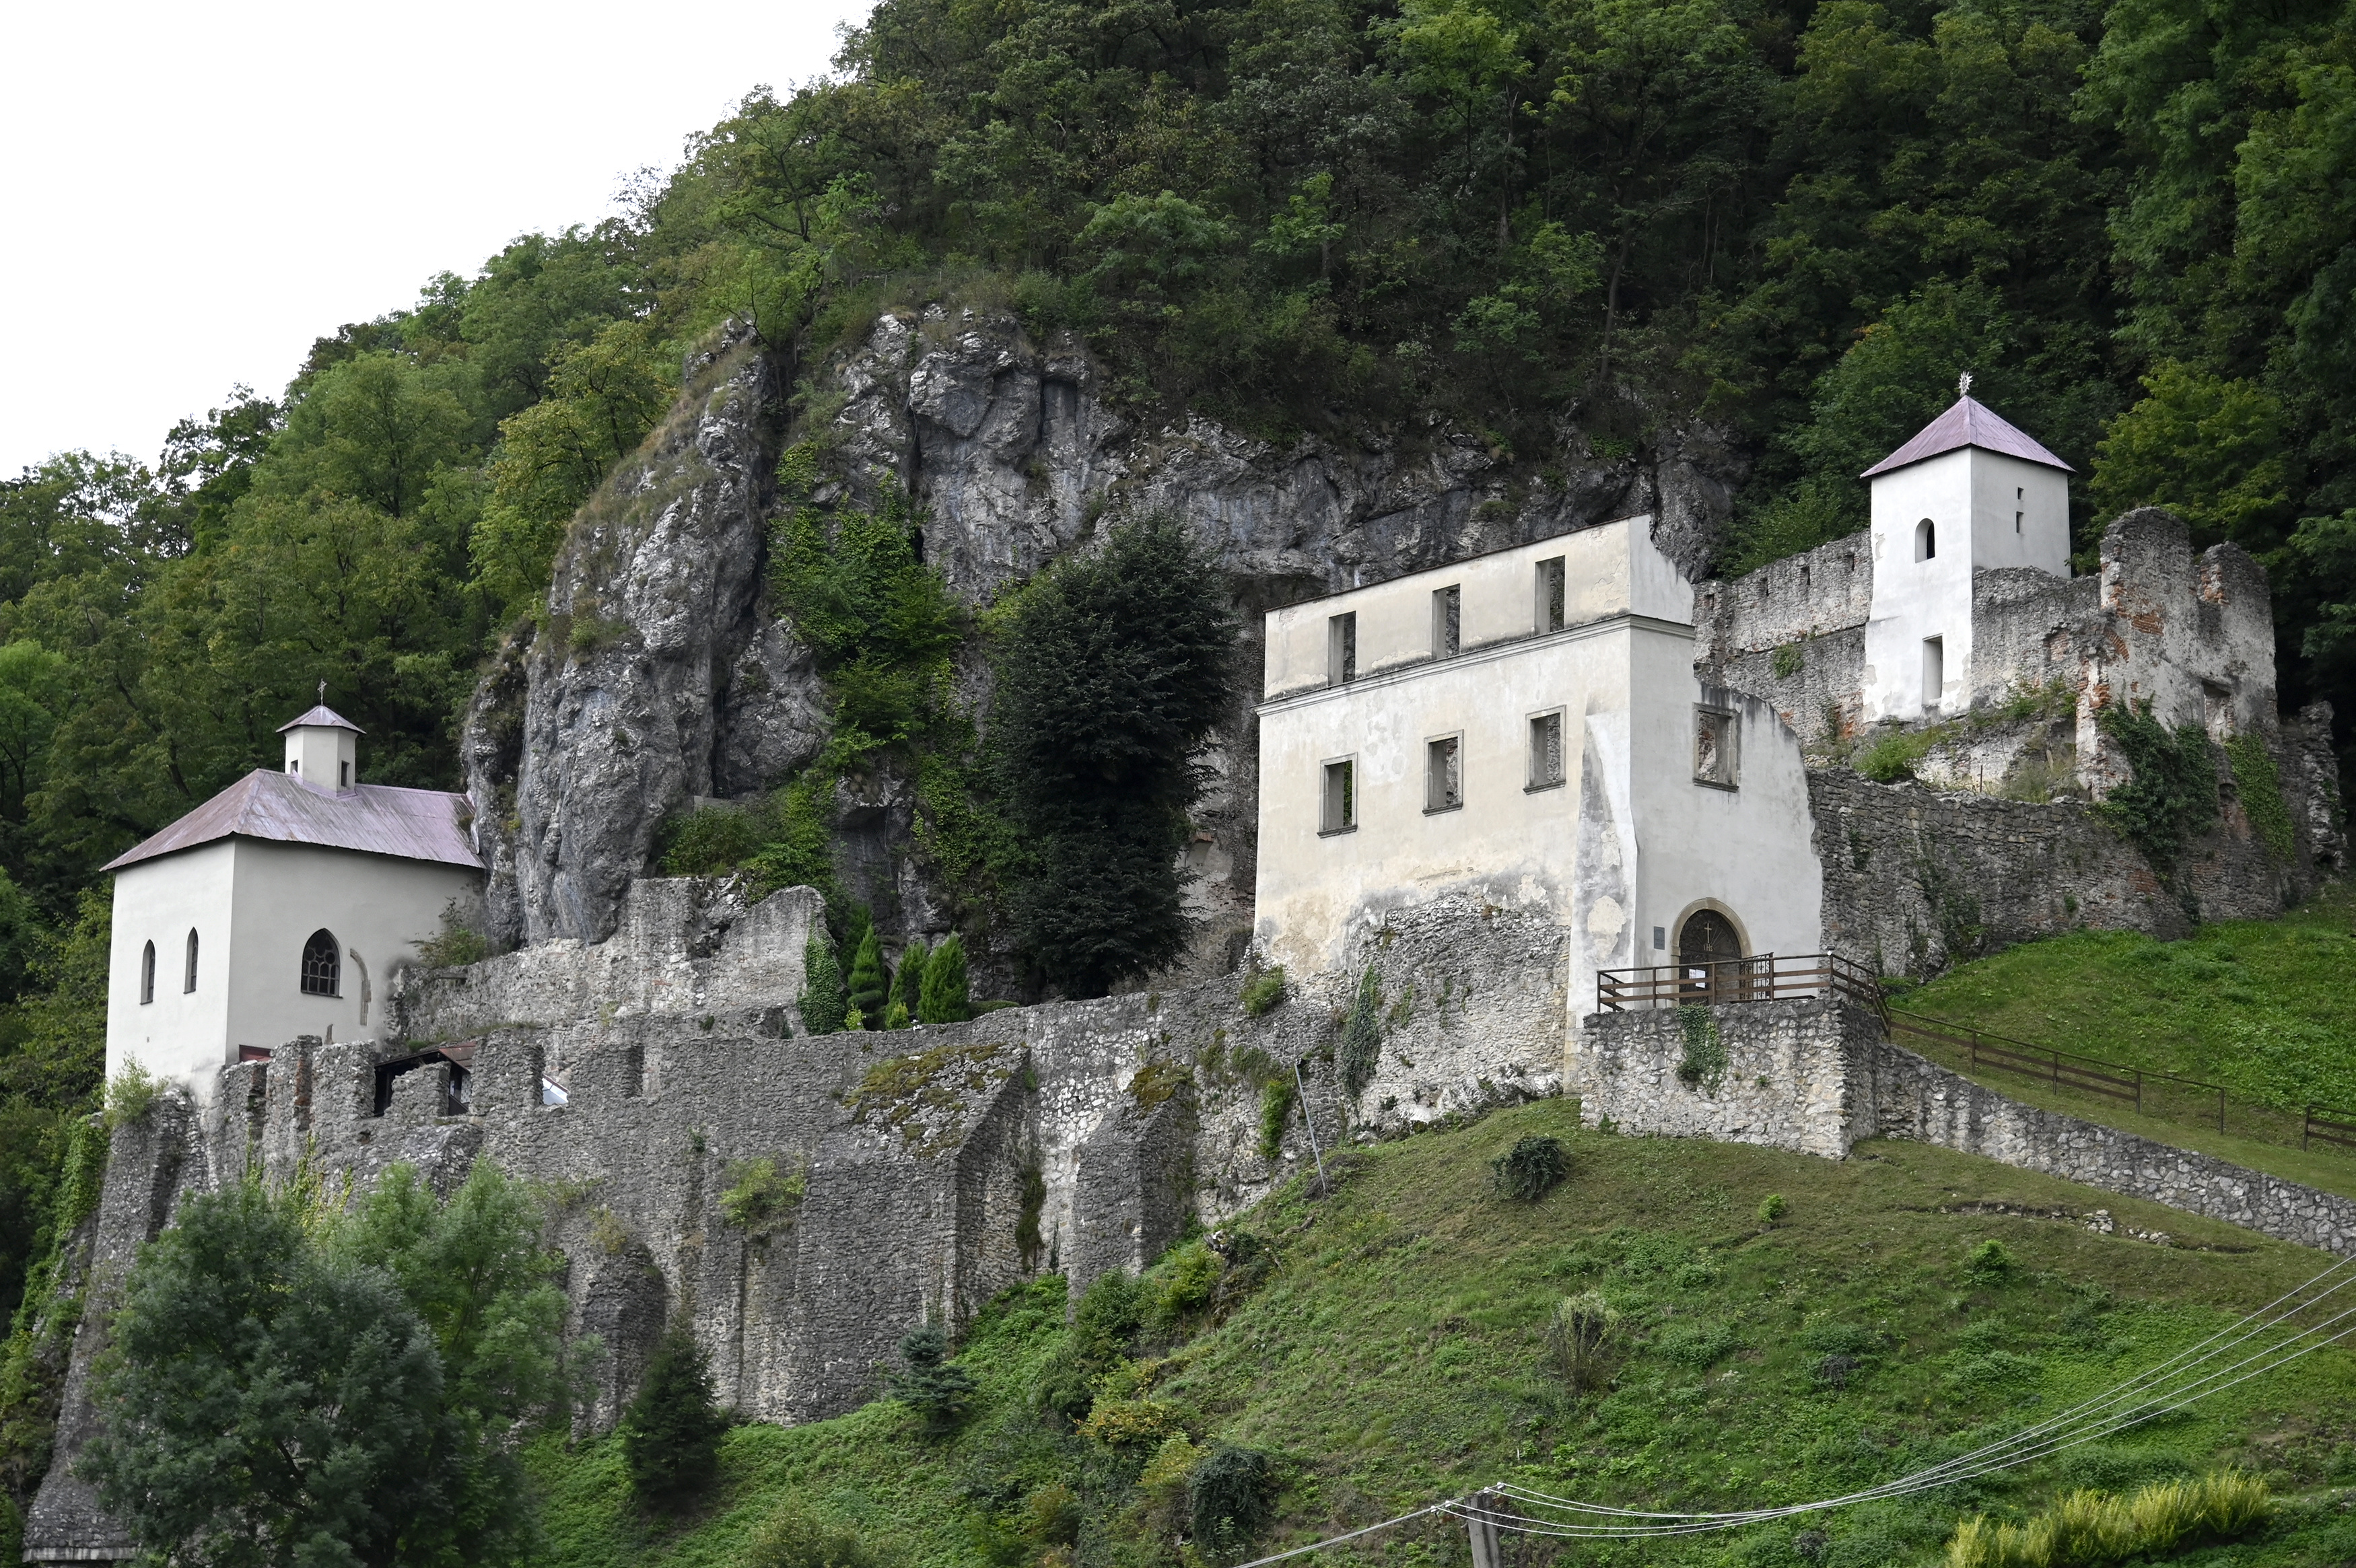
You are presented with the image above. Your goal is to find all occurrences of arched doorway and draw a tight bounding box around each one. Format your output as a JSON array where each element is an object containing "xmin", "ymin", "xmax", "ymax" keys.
[{"xmin": 1676, "ymin": 908, "xmax": 1746, "ymax": 1002}]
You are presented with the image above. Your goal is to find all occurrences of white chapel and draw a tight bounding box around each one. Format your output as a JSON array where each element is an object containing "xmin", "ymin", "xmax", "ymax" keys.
[{"xmin": 102, "ymin": 705, "xmax": 483, "ymax": 1104}]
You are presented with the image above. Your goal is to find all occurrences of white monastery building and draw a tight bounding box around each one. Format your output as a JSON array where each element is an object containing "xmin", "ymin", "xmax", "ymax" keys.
[
  {"xmin": 102, "ymin": 705, "xmax": 482, "ymax": 1104},
  {"xmin": 1251, "ymin": 392, "xmax": 2081, "ymax": 1017}
]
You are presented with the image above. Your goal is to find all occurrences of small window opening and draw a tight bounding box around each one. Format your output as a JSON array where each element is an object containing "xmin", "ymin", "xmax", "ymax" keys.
[
  {"xmin": 1321, "ymin": 759, "xmax": 1356, "ymax": 834},
  {"xmin": 1694, "ymin": 707, "xmax": 1739, "ymax": 789},
  {"xmin": 139, "ymin": 940, "xmax": 155, "ymax": 1005},
  {"xmin": 2015, "ymin": 487, "xmax": 2024, "ymax": 535},
  {"xmin": 184, "ymin": 929, "xmax": 199, "ymax": 993},
  {"xmin": 288, "ymin": 756, "xmax": 300, "ymax": 775},
  {"xmin": 1425, "ymin": 736, "xmax": 1462, "ymax": 812},
  {"xmin": 1527, "ymin": 711, "xmax": 1565, "ymax": 790},
  {"xmin": 1535, "ymin": 556, "xmax": 1566, "ymax": 633},
  {"xmin": 339, "ymin": 760, "xmax": 350, "ymax": 787},
  {"xmin": 1432, "ymin": 585, "xmax": 1461, "ymax": 658},
  {"xmin": 1922, "ymin": 637, "xmax": 1945, "ymax": 707},
  {"xmin": 1914, "ymin": 518, "xmax": 1936, "ymax": 561},
  {"xmin": 2203, "ymin": 680, "xmax": 2232, "ymax": 741},
  {"xmin": 1327, "ymin": 612, "xmax": 1357, "ymax": 686},
  {"xmin": 301, "ymin": 928, "xmax": 341, "ymax": 997}
]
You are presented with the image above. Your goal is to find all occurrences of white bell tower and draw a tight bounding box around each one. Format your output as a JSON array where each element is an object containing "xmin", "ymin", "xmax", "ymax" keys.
[
  {"xmin": 1861, "ymin": 378, "xmax": 2073, "ymax": 722},
  {"xmin": 279, "ymin": 690, "xmax": 362, "ymax": 792}
]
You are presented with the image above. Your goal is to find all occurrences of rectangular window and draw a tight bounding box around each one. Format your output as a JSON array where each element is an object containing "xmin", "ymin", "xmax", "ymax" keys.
[
  {"xmin": 1694, "ymin": 706, "xmax": 1739, "ymax": 789},
  {"xmin": 1922, "ymin": 637, "xmax": 1945, "ymax": 707},
  {"xmin": 1424, "ymin": 735, "xmax": 1462, "ymax": 813},
  {"xmin": 1535, "ymin": 556, "xmax": 1566, "ymax": 633},
  {"xmin": 1527, "ymin": 710, "xmax": 1565, "ymax": 790},
  {"xmin": 2016, "ymin": 487, "xmax": 2023, "ymax": 534},
  {"xmin": 339, "ymin": 760, "xmax": 350, "ymax": 787},
  {"xmin": 1321, "ymin": 758, "xmax": 1356, "ymax": 834},
  {"xmin": 1432, "ymin": 585, "xmax": 1461, "ymax": 658},
  {"xmin": 1327, "ymin": 612, "xmax": 1357, "ymax": 686}
]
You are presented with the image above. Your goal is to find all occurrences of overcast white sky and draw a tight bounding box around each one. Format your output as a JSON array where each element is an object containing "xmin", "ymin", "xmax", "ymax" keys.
[{"xmin": 1, "ymin": 0, "xmax": 874, "ymax": 478}]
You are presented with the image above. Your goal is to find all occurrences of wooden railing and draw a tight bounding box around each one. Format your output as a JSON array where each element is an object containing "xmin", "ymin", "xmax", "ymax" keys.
[
  {"xmin": 1890, "ymin": 1009, "xmax": 2356, "ymax": 1162},
  {"xmin": 1596, "ymin": 952, "xmax": 1884, "ymax": 1018}
]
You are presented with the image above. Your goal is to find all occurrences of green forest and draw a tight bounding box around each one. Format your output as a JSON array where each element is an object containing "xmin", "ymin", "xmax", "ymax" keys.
[{"xmin": 5, "ymin": 0, "xmax": 2356, "ymax": 1513}]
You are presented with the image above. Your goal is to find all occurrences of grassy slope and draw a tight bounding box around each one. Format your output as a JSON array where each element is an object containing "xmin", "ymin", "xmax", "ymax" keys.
[
  {"xmin": 1895, "ymin": 883, "xmax": 2356, "ymax": 1196},
  {"xmin": 531, "ymin": 1100, "xmax": 2356, "ymax": 1568}
]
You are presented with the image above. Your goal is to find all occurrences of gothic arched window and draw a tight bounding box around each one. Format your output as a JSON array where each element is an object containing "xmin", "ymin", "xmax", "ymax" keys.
[
  {"xmin": 184, "ymin": 929, "xmax": 199, "ymax": 993},
  {"xmin": 300, "ymin": 929, "xmax": 341, "ymax": 997},
  {"xmin": 140, "ymin": 941, "xmax": 156, "ymax": 1005}
]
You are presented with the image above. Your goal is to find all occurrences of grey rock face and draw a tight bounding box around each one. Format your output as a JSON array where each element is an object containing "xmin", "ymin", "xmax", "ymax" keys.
[
  {"xmin": 470, "ymin": 307, "xmax": 1749, "ymax": 956},
  {"xmin": 466, "ymin": 324, "xmax": 794, "ymax": 948}
]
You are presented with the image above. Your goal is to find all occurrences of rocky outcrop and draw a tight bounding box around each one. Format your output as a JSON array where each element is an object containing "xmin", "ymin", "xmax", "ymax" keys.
[
  {"xmin": 464, "ymin": 324, "xmax": 803, "ymax": 949},
  {"xmin": 465, "ymin": 307, "xmax": 1749, "ymax": 958}
]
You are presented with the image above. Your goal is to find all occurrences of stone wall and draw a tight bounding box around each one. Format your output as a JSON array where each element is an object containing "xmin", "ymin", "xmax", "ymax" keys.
[
  {"xmin": 390, "ymin": 877, "xmax": 821, "ymax": 1042},
  {"xmin": 1577, "ymin": 997, "xmax": 1875, "ymax": 1159},
  {"xmin": 1579, "ymin": 998, "xmax": 2356, "ymax": 1257}
]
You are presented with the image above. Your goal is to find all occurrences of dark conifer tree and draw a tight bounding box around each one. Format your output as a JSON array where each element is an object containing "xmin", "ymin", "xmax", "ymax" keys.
[
  {"xmin": 992, "ymin": 516, "xmax": 1236, "ymax": 996},
  {"xmin": 619, "ymin": 1322, "xmax": 729, "ymax": 1509}
]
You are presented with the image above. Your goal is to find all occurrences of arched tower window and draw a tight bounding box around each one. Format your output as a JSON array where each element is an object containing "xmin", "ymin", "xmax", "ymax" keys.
[
  {"xmin": 1914, "ymin": 518, "xmax": 1937, "ymax": 561},
  {"xmin": 184, "ymin": 929, "xmax": 199, "ymax": 993},
  {"xmin": 301, "ymin": 929, "xmax": 341, "ymax": 997},
  {"xmin": 139, "ymin": 941, "xmax": 156, "ymax": 1005}
]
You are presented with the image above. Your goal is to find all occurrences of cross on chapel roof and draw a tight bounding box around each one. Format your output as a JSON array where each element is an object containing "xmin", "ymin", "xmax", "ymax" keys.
[{"xmin": 276, "ymin": 704, "xmax": 364, "ymax": 735}]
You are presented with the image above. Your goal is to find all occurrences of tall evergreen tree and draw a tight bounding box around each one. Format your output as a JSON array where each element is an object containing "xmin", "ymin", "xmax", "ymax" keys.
[
  {"xmin": 618, "ymin": 1323, "xmax": 728, "ymax": 1509},
  {"xmin": 992, "ymin": 516, "xmax": 1237, "ymax": 996},
  {"xmin": 917, "ymin": 933, "xmax": 971, "ymax": 1024},
  {"xmin": 845, "ymin": 927, "xmax": 889, "ymax": 1030},
  {"xmin": 798, "ymin": 933, "xmax": 846, "ymax": 1036}
]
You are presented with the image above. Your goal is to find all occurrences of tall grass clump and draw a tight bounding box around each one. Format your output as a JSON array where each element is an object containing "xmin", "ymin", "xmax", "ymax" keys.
[{"xmin": 1944, "ymin": 1472, "xmax": 2270, "ymax": 1567}]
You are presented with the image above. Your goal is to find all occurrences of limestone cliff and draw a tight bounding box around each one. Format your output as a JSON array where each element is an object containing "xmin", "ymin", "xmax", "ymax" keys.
[{"xmin": 462, "ymin": 308, "xmax": 1747, "ymax": 963}]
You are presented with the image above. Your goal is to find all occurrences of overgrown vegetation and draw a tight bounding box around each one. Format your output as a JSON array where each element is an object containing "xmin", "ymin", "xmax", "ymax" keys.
[
  {"xmin": 1338, "ymin": 968, "xmax": 1382, "ymax": 1098},
  {"xmin": 1490, "ymin": 1134, "xmax": 1568, "ymax": 1202},
  {"xmin": 1944, "ymin": 1470, "xmax": 2272, "ymax": 1567},
  {"xmin": 2094, "ymin": 703, "xmax": 2219, "ymax": 883},
  {"xmin": 82, "ymin": 1164, "xmax": 569, "ymax": 1566},
  {"xmin": 525, "ymin": 1100, "xmax": 2356, "ymax": 1568}
]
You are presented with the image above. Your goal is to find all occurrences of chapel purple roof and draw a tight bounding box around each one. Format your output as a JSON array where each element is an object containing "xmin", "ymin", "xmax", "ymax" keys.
[
  {"xmin": 1861, "ymin": 396, "xmax": 2073, "ymax": 478},
  {"xmin": 101, "ymin": 769, "xmax": 481, "ymax": 874}
]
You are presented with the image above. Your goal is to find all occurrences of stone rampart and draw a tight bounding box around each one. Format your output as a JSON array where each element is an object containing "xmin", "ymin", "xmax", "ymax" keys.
[
  {"xmin": 1580, "ymin": 999, "xmax": 2356, "ymax": 1256},
  {"xmin": 391, "ymin": 877, "xmax": 822, "ymax": 1041}
]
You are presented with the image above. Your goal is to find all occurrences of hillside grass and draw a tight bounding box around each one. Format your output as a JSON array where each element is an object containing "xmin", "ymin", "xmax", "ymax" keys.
[
  {"xmin": 528, "ymin": 1100, "xmax": 2356, "ymax": 1568},
  {"xmin": 1895, "ymin": 883, "xmax": 2356, "ymax": 1196}
]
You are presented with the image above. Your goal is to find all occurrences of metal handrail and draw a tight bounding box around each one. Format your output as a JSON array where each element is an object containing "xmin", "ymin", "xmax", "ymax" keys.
[{"xmin": 1596, "ymin": 952, "xmax": 1885, "ymax": 1021}]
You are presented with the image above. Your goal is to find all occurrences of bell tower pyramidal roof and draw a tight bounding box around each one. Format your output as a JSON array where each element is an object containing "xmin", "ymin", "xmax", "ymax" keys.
[{"xmin": 1861, "ymin": 391, "xmax": 2073, "ymax": 479}]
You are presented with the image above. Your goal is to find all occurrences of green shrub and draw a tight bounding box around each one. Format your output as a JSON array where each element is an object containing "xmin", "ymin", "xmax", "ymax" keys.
[
  {"xmin": 415, "ymin": 898, "xmax": 489, "ymax": 966},
  {"xmin": 1771, "ymin": 641, "xmax": 1806, "ymax": 679},
  {"xmin": 1857, "ymin": 726, "xmax": 1938, "ymax": 783},
  {"xmin": 1964, "ymin": 1239, "xmax": 2017, "ymax": 1285},
  {"xmin": 741, "ymin": 1504, "xmax": 892, "ymax": 1568},
  {"xmin": 1339, "ymin": 968, "xmax": 1382, "ymax": 1096},
  {"xmin": 718, "ymin": 1156, "xmax": 806, "ymax": 1232},
  {"xmin": 102, "ymin": 1062, "xmax": 161, "ymax": 1131},
  {"xmin": 1018, "ymin": 1481, "xmax": 1081, "ymax": 1545},
  {"xmin": 846, "ymin": 928, "xmax": 889, "ymax": 1028},
  {"xmin": 917, "ymin": 933, "xmax": 971, "ymax": 1024},
  {"xmin": 1154, "ymin": 1240, "xmax": 1223, "ymax": 1325},
  {"xmin": 1257, "ymin": 1079, "xmax": 1295, "ymax": 1162},
  {"xmin": 1189, "ymin": 1443, "xmax": 1276, "ymax": 1559},
  {"xmin": 1490, "ymin": 1135, "xmax": 1569, "ymax": 1201},
  {"xmin": 887, "ymin": 1323, "xmax": 976, "ymax": 1435},
  {"xmin": 619, "ymin": 1322, "xmax": 729, "ymax": 1509},
  {"xmin": 798, "ymin": 934, "xmax": 847, "ymax": 1036},
  {"xmin": 658, "ymin": 803, "xmax": 765, "ymax": 876},
  {"xmin": 883, "ymin": 1000, "xmax": 911, "ymax": 1030},
  {"xmin": 1239, "ymin": 964, "xmax": 1286, "ymax": 1017},
  {"xmin": 1758, "ymin": 1192, "xmax": 1788, "ymax": 1226}
]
